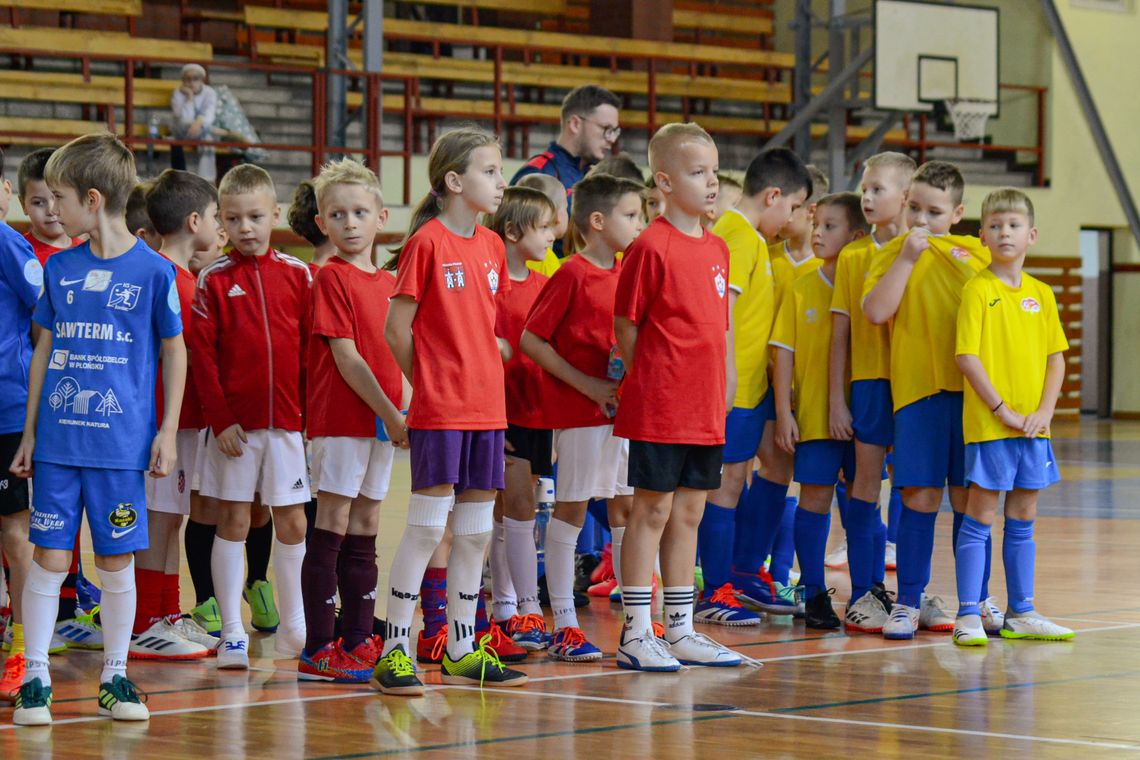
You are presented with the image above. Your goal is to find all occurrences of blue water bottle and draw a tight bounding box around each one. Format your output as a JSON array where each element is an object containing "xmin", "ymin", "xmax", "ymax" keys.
[
  {"xmin": 534, "ymin": 477, "xmax": 555, "ymax": 577},
  {"xmin": 604, "ymin": 345, "xmax": 625, "ymax": 418}
]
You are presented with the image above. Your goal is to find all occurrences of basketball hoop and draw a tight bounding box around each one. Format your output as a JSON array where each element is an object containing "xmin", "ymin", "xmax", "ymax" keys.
[{"xmin": 945, "ymin": 99, "xmax": 995, "ymax": 142}]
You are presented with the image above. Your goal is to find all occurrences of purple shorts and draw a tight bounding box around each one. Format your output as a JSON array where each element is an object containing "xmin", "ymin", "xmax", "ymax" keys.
[{"xmin": 409, "ymin": 429, "xmax": 506, "ymax": 493}]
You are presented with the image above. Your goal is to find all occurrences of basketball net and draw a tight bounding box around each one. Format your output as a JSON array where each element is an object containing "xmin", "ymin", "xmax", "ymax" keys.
[{"xmin": 945, "ymin": 99, "xmax": 995, "ymax": 142}]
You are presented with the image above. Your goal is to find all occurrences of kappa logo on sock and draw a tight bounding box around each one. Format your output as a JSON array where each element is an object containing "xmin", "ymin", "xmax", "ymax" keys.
[
  {"xmin": 390, "ymin": 587, "xmax": 419, "ymax": 601},
  {"xmin": 458, "ymin": 591, "xmax": 478, "ymax": 602}
]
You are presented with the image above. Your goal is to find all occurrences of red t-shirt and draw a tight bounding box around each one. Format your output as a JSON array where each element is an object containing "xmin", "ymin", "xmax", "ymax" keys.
[
  {"xmin": 156, "ymin": 254, "xmax": 205, "ymax": 430},
  {"xmin": 307, "ymin": 257, "xmax": 403, "ymax": 438},
  {"xmin": 392, "ymin": 218, "xmax": 510, "ymax": 430},
  {"xmin": 524, "ymin": 254, "xmax": 621, "ymax": 430},
  {"xmin": 613, "ymin": 217, "xmax": 730, "ymax": 445},
  {"xmin": 495, "ymin": 270, "xmax": 549, "ymax": 428},
  {"xmin": 25, "ymin": 232, "xmax": 81, "ymax": 266}
]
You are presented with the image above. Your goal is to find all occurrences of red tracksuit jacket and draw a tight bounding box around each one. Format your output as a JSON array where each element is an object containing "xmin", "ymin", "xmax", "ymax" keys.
[{"xmin": 190, "ymin": 248, "xmax": 312, "ymax": 435}]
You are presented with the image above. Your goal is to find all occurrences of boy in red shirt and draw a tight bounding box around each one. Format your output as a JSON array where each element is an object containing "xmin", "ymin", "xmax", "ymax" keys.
[
  {"xmin": 16, "ymin": 149, "xmax": 82, "ymax": 265},
  {"xmin": 190, "ymin": 164, "xmax": 312, "ymax": 670},
  {"xmin": 299, "ymin": 159, "xmax": 406, "ymax": 683},
  {"xmin": 613, "ymin": 123, "xmax": 741, "ymax": 671},
  {"xmin": 521, "ymin": 173, "xmax": 643, "ymax": 661}
]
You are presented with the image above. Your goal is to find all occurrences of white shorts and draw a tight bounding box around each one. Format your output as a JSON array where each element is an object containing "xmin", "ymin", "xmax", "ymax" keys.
[
  {"xmin": 310, "ymin": 436, "xmax": 396, "ymax": 500},
  {"xmin": 191, "ymin": 428, "xmax": 208, "ymax": 492},
  {"xmin": 553, "ymin": 425, "xmax": 632, "ymax": 502},
  {"xmin": 145, "ymin": 429, "xmax": 200, "ymax": 515},
  {"xmin": 199, "ymin": 428, "xmax": 310, "ymax": 507}
]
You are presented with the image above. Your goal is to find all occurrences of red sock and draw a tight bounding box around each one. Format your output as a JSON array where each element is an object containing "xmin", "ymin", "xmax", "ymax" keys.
[
  {"xmin": 162, "ymin": 572, "xmax": 182, "ymax": 621},
  {"xmin": 133, "ymin": 568, "xmax": 165, "ymax": 634},
  {"xmin": 421, "ymin": 567, "xmax": 448, "ymax": 637}
]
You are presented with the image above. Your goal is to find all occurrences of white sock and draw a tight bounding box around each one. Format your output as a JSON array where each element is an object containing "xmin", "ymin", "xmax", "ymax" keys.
[
  {"xmin": 272, "ymin": 538, "xmax": 306, "ymax": 636},
  {"xmin": 211, "ymin": 536, "xmax": 247, "ymax": 638},
  {"xmin": 663, "ymin": 585, "xmax": 695, "ymax": 643},
  {"xmin": 381, "ymin": 494, "xmax": 450, "ymax": 657},
  {"xmin": 97, "ymin": 561, "xmax": 136, "ymax": 683},
  {"xmin": 546, "ymin": 517, "xmax": 581, "ymax": 631},
  {"xmin": 489, "ymin": 519, "xmax": 517, "ymax": 622},
  {"xmin": 620, "ymin": 585, "xmax": 653, "ymax": 644},
  {"xmin": 21, "ymin": 561, "xmax": 65, "ymax": 686},
  {"xmin": 611, "ymin": 526, "xmax": 625, "ymax": 589},
  {"xmin": 446, "ymin": 500, "xmax": 494, "ymax": 660},
  {"xmin": 503, "ymin": 516, "xmax": 540, "ymax": 616}
]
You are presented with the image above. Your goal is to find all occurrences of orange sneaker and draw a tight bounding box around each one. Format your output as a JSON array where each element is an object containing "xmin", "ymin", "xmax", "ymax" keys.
[
  {"xmin": 1, "ymin": 653, "xmax": 26, "ymax": 703},
  {"xmin": 652, "ymin": 621, "xmax": 665, "ymax": 639},
  {"xmin": 588, "ymin": 577, "xmax": 618, "ymax": 598},
  {"xmin": 590, "ymin": 545, "xmax": 614, "ymax": 585},
  {"xmin": 344, "ymin": 634, "xmax": 384, "ymax": 669},
  {"xmin": 482, "ymin": 621, "xmax": 528, "ymax": 662},
  {"xmin": 416, "ymin": 625, "xmax": 448, "ymax": 664}
]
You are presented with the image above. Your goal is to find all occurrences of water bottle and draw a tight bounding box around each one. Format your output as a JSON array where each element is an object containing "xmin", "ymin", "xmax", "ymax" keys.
[
  {"xmin": 604, "ymin": 345, "xmax": 625, "ymax": 418},
  {"xmin": 534, "ymin": 476, "xmax": 555, "ymax": 577}
]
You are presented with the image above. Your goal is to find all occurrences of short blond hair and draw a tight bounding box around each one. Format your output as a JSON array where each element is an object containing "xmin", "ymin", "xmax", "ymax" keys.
[
  {"xmin": 981, "ymin": 187, "xmax": 1035, "ymax": 225},
  {"xmin": 313, "ymin": 158, "xmax": 384, "ymax": 211},
  {"xmin": 44, "ymin": 133, "xmax": 135, "ymax": 215},
  {"xmin": 864, "ymin": 151, "xmax": 917, "ymax": 188},
  {"xmin": 516, "ymin": 173, "xmax": 566, "ymax": 207},
  {"xmin": 647, "ymin": 122, "xmax": 715, "ymax": 174},
  {"xmin": 218, "ymin": 163, "xmax": 276, "ymax": 200}
]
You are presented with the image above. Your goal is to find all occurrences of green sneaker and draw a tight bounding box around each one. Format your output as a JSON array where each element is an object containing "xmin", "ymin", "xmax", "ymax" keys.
[
  {"xmin": 190, "ymin": 597, "xmax": 223, "ymax": 637},
  {"xmin": 97, "ymin": 674, "xmax": 149, "ymax": 721},
  {"xmin": 440, "ymin": 633, "xmax": 528, "ymax": 688},
  {"xmin": 370, "ymin": 645, "xmax": 425, "ymax": 696},
  {"xmin": 244, "ymin": 580, "xmax": 280, "ymax": 633},
  {"xmin": 693, "ymin": 566, "xmax": 705, "ymax": 595},
  {"xmin": 13, "ymin": 677, "xmax": 53, "ymax": 726}
]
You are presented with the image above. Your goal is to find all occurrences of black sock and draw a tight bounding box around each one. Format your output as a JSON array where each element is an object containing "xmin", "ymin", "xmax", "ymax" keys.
[
  {"xmin": 246, "ymin": 516, "xmax": 273, "ymax": 587},
  {"xmin": 184, "ymin": 519, "xmax": 217, "ymax": 605}
]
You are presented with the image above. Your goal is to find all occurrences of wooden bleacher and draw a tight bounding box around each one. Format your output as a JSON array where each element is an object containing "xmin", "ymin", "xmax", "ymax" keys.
[
  {"xmin": 1, "ymin": 0, "xmax": 141, "ymax": 35},
  {"xmin": 0, "ymin": 25, "xmax": 210, "ymax": 61},
  {"xmin": 1025, "ymin": 255, "xmax": 1083, "ymax": 412}
]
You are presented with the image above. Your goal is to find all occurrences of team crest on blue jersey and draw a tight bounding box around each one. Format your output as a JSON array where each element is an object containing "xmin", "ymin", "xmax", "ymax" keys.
[
  {"xmin": 24, "ymin": 259, "xmax": 43, "ymax": 289},
  {"xmin": 443, "ymin": 262, "xmax": 466, "ymax": 290},
  {"xmin": 107, "ymin": 282, "xmax": 142, "ymax": 311}
]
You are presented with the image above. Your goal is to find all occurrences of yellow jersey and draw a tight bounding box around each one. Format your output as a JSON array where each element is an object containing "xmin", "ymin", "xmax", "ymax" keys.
[
  {"xmin": 527, "ymin": 248, "xmax": 562, "ymax": 277},
  {"xmin": 770, "ymin": 268, "xmax": 845, "ymax": 442},
  {"xmin": 771, "ymin": 241, "xmax": 822, "ymax": 316},
  {"xmin": 863, "ymin": 233, "xmax": 990, "ymax": 411},
  {"xmin": 956, "ymin": 269, "xmax": 1068, "ymax": 444},
  {"xmin": 831, "ymin": 235, "xmax": 891, "ymax": 382},
  {"xmin": 712, "ymin": 209, "xmax": 775, "ymax": 409}
]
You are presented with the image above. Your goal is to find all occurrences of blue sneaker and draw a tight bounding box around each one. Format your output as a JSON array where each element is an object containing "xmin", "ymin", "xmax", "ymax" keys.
[
  {"xmin": 77, "ymin": 574, "xmax": 102, "ymax": 610},
  {"xmin": 609, "ymin": 585, "xmax": 622, "ymax": 604},
  {"xmin": 548, "ymin": 627, "xmax": 602, "ymax": 662},
  {"xmin": 730, "ymin": 567, "xmax": 798, "ymax": 615},
  {"xmin": 505, "ymin": 613, "xmax": 548, "ymax": 651},
  {"xmin": 693, "ymin": 584, "xmax": 761, "ymax": 626}
]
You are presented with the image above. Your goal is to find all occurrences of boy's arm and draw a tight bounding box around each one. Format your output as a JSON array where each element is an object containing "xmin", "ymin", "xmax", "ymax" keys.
[
  {"xmin": 864, "ymin": 229, "xmax": 929, "ymax": 325},
  {"xmin": 614, "ymin": 316, "xmax": 638, "ymax": 376},
  {"xmin": 772, "ymin": 346, "xmax": 798, "ymax": 454},
  {"xmin": 955, "ymin": 353, "xmax": 1026, "ymax": 432},
  {"xmin": 151, "ymin": 333, "xmax": 187, "ymax": 477},
  {"xmin": 519, "ymin": 330, "xmax": 617, "ymax": 414},
  {"xmin": 828, "ymin": 312, "xmax": 853, "ymax": 440},
  {"xmin": 329, "ymin": 337, "xmax": 409, "ymax": 448},
  {"xmin": 384, "ymin": 295, "xmax": 418, "ymax": 383},
  {"xmin": 10, "ymin": 328, "xmax": 52, "ymax": 478},
  {"xmin": 1022, "ymin": 352, "xmax": 1065, "ymax": 439}
]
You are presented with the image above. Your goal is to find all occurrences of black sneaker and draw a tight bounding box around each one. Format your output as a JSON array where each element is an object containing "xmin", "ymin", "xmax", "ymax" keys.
[
  {"xmin": 871, "ymin": 583, "xmax": 895, "ymax": 614},
  {"xmin": 804, "ymin": 588, "xmax": 842, "ymax": 630},
  {"xmin": 575, "ymin": 553, "xmax": 601, "ymax": 593}
]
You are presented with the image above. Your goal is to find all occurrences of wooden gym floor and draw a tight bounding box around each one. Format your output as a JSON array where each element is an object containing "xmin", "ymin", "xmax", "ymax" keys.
[{"xmin": 3, "ymin": 418, "xmax": 1140, "ymax": 758}]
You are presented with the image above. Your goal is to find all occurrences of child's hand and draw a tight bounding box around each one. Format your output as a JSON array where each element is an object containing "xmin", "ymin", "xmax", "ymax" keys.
[
  {"xmin": 829, "ymin": 402, "xmax": 854, "ymax": 441},
  {"xmin": 1022, "ymin": 409, "xmax": 1052, "ymax": 439},
  {"xmin": 996, "ymin": 404, "xmax": 1026, "ymax": 432},
  {"xmin": 582, "ymin": 377, "xmax": 619, "ymax": 416},
  {"xmin": 775, "ymin": 412, "xmax": 799, "ymax": 455},
  {"xmin": 216, "ymin": 424, "xmax": 247, "ymax": 458},
  {"xmin": 9, "ymin": 434, "xmax": 34, "ymax": 478},
  {"xmin": 149, "ymin": 430, "xmax": 178, "ymax": 478},
  {"xmin": 497, "ymin": 338, "xmax": 513, "ymax": 362},
  {"xmin": 382, "ymin": 411, "xmax": 410, "ymax": 449},
  {"xmin": 901, "ymin": 227, "xmax": 931, "ymax": 262}
]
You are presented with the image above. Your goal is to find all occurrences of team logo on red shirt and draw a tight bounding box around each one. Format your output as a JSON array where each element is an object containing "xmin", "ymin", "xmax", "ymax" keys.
[
  {"xmin": 949, "ymin": 247, "xmax": 970, "ymax": 262},
  {"xmin": 712, "ymin": 265, "xmax": 727, "ymax": 298},
  {"xmin": 1020, "ymin": 297, "xmax": 1041, "ymax": 313},
  {"xmin": 443, "ymin": 262, "xmax": 466, "ymax": 290},
  {"xmin": 487, "ymin": 267, "xmax": 500, "ymax": 294}
]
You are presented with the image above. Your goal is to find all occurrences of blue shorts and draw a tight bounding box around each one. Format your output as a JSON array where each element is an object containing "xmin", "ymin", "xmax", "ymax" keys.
[
  {"xmin": 892, "ymin": 392, "xmax": 966, "ymax": 489},
  {"xmin": 965, "ymin": 438, "xmax": 1061, "ymax": 492},
  {"xmin": 794, "ymin": 439, "xmax": 856, "ymax": 486},
  {"xmin": 723, "ymin": 395, "xmax": 770, "ymax": 463},
  {"xmin": 30, "ymin": 462, "xmax": 148, "ymax": 555},
  {"xmin": 851, "ymin": 379, "xmax": 893, "ymax": 447}
]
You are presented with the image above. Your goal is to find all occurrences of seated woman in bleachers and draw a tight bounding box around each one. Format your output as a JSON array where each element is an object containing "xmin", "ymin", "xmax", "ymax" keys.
[{"xmin": 170, "ymin": 63, "xmax": 219, "ymax": 182}]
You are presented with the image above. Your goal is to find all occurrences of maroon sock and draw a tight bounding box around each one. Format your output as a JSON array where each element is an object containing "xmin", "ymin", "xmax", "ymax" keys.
[
  {"xmin": 301, "ymin": 528, "xmax": 343, "ymax": 654},
  {"xmin": 475, "ymin": 581, "xmax": 490, "ymax": 633},
  {"xmin": 337, "ymin": 534, "xmax": 378, "ymax": 650}
]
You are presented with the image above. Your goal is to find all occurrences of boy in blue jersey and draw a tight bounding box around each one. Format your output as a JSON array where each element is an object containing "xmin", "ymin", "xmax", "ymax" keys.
[{"xmin": 8, "ymin": 134, "xmax": 187, "ymax": 725}]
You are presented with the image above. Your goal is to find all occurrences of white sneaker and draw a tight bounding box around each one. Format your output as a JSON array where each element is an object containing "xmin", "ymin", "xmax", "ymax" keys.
[
  {"xmin": 617, "ymin": 629, "xmax": 680, "ymax": 672},
  {"xmin": 844, "ymin": 591, "xmax": 889, "ymax": 634},
  {"xmin": 666, "ymin": 632, "xmax": 743, "ymax": 667},
  {"xmin": 883, "ymin": 603, "xmax": 919, "ymax": 640},
  {"xmin": 1000, "ymin": 613, "xmax": 1075, "ymax": 641},
  {"xmin": 824, "ymin": 541, "xmax": 848, "ymax": 568},
  {"xmin": 3, "ymin": 626, "xmax": 71, "ymax": 654},
  {"xmin": 130, "ymin": 619, "xmax": 210, "ymax": 661},
  {"xmin": 884, "ymin": 541, "xmax": 897, "ymax": 571},
  {"xmin": 56, "ymin": 609, "xmax": 103, "ymax": 650},
  {"xmin": 172, "ymin": 616, "xmax": 220, "ymax": 653},
  {"xmin": 97, "ymin": 675, "xmax": 150, "ymax": 721},
  {"xmin": 953, "ymin": 614, "xmax": 988, "ymax": 646},
  {"xmin": 217, "ymin": 633, "xmax": 250, "ymax": 669},
  {"xmin": 274, "ymin": 625, "xmax": 306, "ymax": 658},
  {"xmin": 918, "ymin": 595, "xmax": 955, "ymax": 632},
  {"xmin": 980, "ymin": 598, "xmax": 1005, "ymax": 635}
]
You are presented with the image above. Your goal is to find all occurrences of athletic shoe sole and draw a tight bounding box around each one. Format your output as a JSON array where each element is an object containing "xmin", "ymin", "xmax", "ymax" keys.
[
  {"xmin": 999, "ymin": 629, "xmax": 1075, "ymax": 641},
  {"xmin": 369, "ymin": 677, "xmax": 425, "ymax": 696},
  {"xmin": 615, "ymin": 653, "xmax": 680, "ymax": 672},
  {"xmin": 439, "ymin": 673, "xmax": 529, "ymax": 687},
  {"xmin": 843, "ymin": 622, "xmax": 884, "ymax": 634},
  {"xmin": 953, "ymin": 635, "xmax": 989, "ymax": 647},
  {"xmin": 128, "ymin": 648, "xmax": 210, "ymax": 661},
  {"xmin": 735, "ymin": 594, "xmax": 797, "ymax": 615}
]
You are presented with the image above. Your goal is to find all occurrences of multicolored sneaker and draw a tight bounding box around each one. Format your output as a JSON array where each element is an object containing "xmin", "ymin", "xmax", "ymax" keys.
[
  {"xmin": 129, "ymin": 619, "xmax": 210, "ymax": 660},
  {"xmin": 548, "ymin": 627, "xmax": 602, "ymax": 662},
  {"xmin": 97, "ymin": 674, "xmax": 149, "ymax": 720},
  {"xmin": 980, "ymin": 597, "xmax": 1005, "ymax": 636},
  {"xmin": 693, "ymin": 566, "xmax": 704, "ymax": 595},
  {"xmin": 298, "ymin": 640, "xmax": 372, "ymax": 683},
  {"xmin": 190, "ymin": 597, "xmax": 222, "ymax": 637},
  {"xmin": 417, "ymin": 625, "xmax": 449, "ymax": 664},
  {"xmin": 589, "ymin": 545, "xmax": 614, "ymax": 585},
  {"xmin": 217, "ymin": 633, "xmax": 250, "ymax": 670},
  {"xmin": 344, "ymin": 634, "xmax": 384, "ymax": 669},
  {"xmin": 1000, "ymin": 613, "xmax": 1075, "ymax": 641},
  {"xmin": 483, "ymin": 621, "xmax": 528, "ymax": 662},
  {"xmin": 693, "ymin": 584, "xmax": 761, "ymax": 626},
  {"xmin": 824, "ymin": 541, "xmax": 848, "ymax": 569},
  {"xmin": 370, "ymin": 644, "xmax": 424, "ymax": 696},
  {"xmin": 845, "ymin": 590, "xmax": 890, "ymax": 634},
  {"xmin": 244, "ymin": 580, "xmax": 280, "ymax": 633},
  {"xmin": 617, "ymin": 629, "xmax": 679, "ymax": 672},
  {"xmin": 55, "ymin": 607, "xmax": 103, "ymax": 651},
  {"xmin": 504, "ymin": 613, "xmax": 548, "ymax": 651},
  {"xmin": 918, "ymin": 595, "xmax": 955, "ymax": 632},
  {"xmin": 730, "ymin": 567, "xmax": 797, "ymax": 615},
  {"xmin": 775, "ymin": 581, "xmax": 805, "ymax": 618},
  {"xmin": 882, "ymin": 603, "xmax": 919, "ymax": 640},
  {"xmin": 953, "ymin": 614, "xmax": 988, "ymax": 647},
  {"xmin": 440, "ymin": 634, "xmax": 529, "ymax": 687},
  {"xmin": 0, "ymin": 652, "xmax": 25, "ymax": 702},
  {"xmin": 588, "ymin": 577, "xmax": 618, "ymax": 598},
  {"xmin": 13, "ymin": 677, "xmax": 52, "ymax": 726},
  {"xmin": 77, "ymin": 574, "xmax": 102, "ymax": 611},
  {"xmin": 609, "ymin": 585, "xmax": 622, "ymax": 604}
]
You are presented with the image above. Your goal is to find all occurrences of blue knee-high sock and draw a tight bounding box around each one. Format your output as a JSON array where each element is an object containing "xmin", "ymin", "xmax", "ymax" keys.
[
  {"xmin": 769, "ymin": 496, "xmax": 797, "ymax": 585},
  {"xmin": 734, "ymin": 477, "xmax": 788, "ymax": 574},
  {"xmin": 896, "ymin": 506, "xmax": 937, "ymax": 608},
  {"xmin": 955, "ymin": 510, "xmax": 993, "ymax": 601},
  {"xmin": 952, "ymin": 511, "xmax": 964, "ymax": 555},
  {"xmin": 887, "ymin": 486, "xmax": 902, "ymax": 543},
  {"xmin": 698, "ymin": 503, "xmax": 735, "ymax": 591},
  {"xmin": 793, "ymin": 507, "xmax": 831, "ymax": 599},
  {"xmin": 954, "ymin": 515, "xmax": 990, "ymax": 617},
  {"xmin": 835, "ymin": 481, "xmax": 849, "ymax": 530},
  {"xmin": 1003, "ymin": 518, "xmax": 1036, "ymax": 614},
  {"xmin": 872, "ymin": 517, "xmax": 887, "ymax": 585},
  {"xmin": 846, "ymin": 498, "xmax": 878, "ymax": 602}
]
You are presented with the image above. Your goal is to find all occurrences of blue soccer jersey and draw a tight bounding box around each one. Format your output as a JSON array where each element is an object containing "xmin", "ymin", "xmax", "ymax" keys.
[
  {"xmin": 32, "ymin": 239, "xmax": 182, "ymax": 470},
  {"xmin": 0, "ymin": 223, "xmax": 42, "ymax": 435}
]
